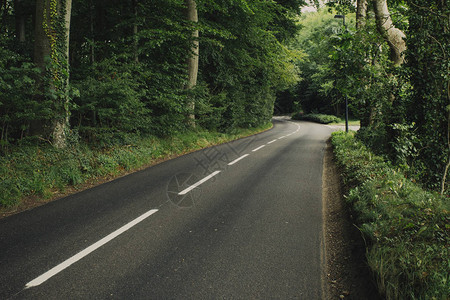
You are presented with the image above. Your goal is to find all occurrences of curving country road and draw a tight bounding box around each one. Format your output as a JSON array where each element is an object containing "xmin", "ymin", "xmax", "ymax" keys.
[{"xmin": 0, "ymin": 118, "xmax": 334, "ymax": 299}]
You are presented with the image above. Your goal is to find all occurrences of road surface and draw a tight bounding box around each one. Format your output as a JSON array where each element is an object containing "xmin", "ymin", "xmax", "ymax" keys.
[{"xmin": 0, "ymin": 118, "xmax": 334, "ymax": 299}]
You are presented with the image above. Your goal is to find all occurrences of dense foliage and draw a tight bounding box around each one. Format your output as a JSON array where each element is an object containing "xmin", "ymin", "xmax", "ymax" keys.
[
  {"xmin": 0, "ymin": 0, "xmax": 305, "ymax": 206},
  {"xmin": 332, "ymin": 131, "xmax": 449, "ymax": 300},
  {"xmin": 404, "ymin": 0, "xmax": 450, "ymax": 191},
  {"xmin": 0, "ymin": 123, "xmax": 272, "ymax": 207},
  {"xmin": 0, "ymin": 0, "xmax": 304, "ymax": 151},
  {"xmin": 291, "ymin": 112, "xmax": 340, "ymax": 124},
  {"xmin": 290, "ymin": 1, "xmax": 450, "ymax": 194},
  {"xmin": 283, "ymin": 10, "xmax": 344, "ymax": 116}
]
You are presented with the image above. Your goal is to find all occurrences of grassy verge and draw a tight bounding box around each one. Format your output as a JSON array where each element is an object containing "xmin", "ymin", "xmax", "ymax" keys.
[
  {"xmin": 0, "ymin": 123, "xmax": 272, "ymax": 212},
  {"xmin": 334, "ymin": 119, "xmax": 360, "ymax": 126},
  {"xmin": 331, "ymin": 131, "xmax": 449, "ymax": 299},
  {"xmin": 291, "ymin": 113, "xmax": 341, "ymax": 124}
]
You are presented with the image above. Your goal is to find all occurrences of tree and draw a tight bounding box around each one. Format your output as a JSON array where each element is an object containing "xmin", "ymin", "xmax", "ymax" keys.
[
  {"xmin": 405, "ymin": 0, "xmax": 450, "ymax": 192},
  {"xmin": 185, "ymin": 0, "xmax": 199, "ymax": 123},
  {"xmin": 34, "ymin": 0, "xmax": 72, "ymax": 148},
  {"xmin": 356, "ymin": 0, "xmax": 368, "ymax": 30},
  {"xmin": 14, "ymin": 0, "xmax": 26, "ymax": 43},
  {"xmin": 373, "ymin": 0, "xmax": 406, "ymax": 66},
  {"xmin": 132, "ymin": 0, "xmax": 139, "ymax": 63},
  {"xmin": 2, "ymin": 0, "xmax": 303, "ymax": 148}
]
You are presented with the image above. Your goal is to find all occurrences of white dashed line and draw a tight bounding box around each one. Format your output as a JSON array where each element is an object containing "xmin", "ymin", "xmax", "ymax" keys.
[
  {"xmin": 252, "ymin": 145, "xmax": 266, "ymax": 152},
  {"xmin": 25, "ymin": 209, "xmax": 159, "ymax": 289},
  {"xmin": 25, "ymin": 121, "xmax": 303, "ymax": 290},
  {"xmin": 178, "ymin": 171, "xmax": 221, "ymax": 195},
  {"xmin": 228, "ymin": 154, "xmax": 250, "ymax": 166}
]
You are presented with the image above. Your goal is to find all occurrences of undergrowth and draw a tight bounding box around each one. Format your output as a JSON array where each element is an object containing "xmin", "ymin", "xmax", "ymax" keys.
[
  {"xmin": 291, "ymin": 113, "xmax": 341, "ymax": 124},
  {"xmin": 0, "ymin": 123, "xmax": 272, "ymax": 209},
  {"xmin": 331, "ymin": 131, "xmax": 449, "ymax": 299}
]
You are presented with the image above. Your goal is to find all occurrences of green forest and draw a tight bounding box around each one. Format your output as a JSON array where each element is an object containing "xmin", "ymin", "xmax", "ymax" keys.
[
  {"xmin": 1, "ymin": 0, "xmax": 449, "ymax": 201},
  {"xmin": 1, "ymin": 0, "xmax": 302, "ymax": 147},
  {"xmin": 0, "ymin": 0, "xmax": 303, "ymax": 205},
  {"xmin": 288, "ymin": 0, "xmax": 450, "ymax": 196},
  {"xmin": 1, "ymin": 0, "xmax": 449, "ymax": 298}
]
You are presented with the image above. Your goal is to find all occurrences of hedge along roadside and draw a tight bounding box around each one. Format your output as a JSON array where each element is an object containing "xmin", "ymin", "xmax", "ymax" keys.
[
  {"xmin": 331, "ymin": 131, "xmax": 449, "ymax": 300},
  {"xmin": 291, "ymin": 113, "xmax": 341, "ymax": 124}
]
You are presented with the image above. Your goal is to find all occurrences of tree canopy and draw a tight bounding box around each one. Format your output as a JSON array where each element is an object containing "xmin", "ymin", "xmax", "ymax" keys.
[
  {"xmin": 2, "ymin": 0, "xmax": 449, "ymax": 195},
  {"xmin": 0, "ymin": 0, "xmax": 305, "ymax": 148},
  {"xmin": 288, "ymin": 0, "xmax": 450, "ymax": 193}
]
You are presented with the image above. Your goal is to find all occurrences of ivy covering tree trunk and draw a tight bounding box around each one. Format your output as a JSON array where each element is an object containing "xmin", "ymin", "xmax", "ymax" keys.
[{"xmin": 33, "ymin": 0, "xmax": 72, "ymax": 148}]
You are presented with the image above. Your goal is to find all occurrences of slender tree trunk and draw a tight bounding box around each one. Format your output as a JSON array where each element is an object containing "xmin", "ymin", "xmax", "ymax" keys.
[
  {"xmin": 356, "ymin": 0, "xmax": 374, "ymax": 128},
  {"xmin": 356, "ymin": 0, "xmax": 368, "ymax": 30},
  {"xmin": 31, "ymin": 0, "xmax": 51, "ymax": 136},
  {"xmin": 54, "ymin": 0, "xmax": 71, "ymax": 148},
  {"xmin": 95, "ymin": 0, "xmax": 106, "ymax": 61},
  {"xmin": 90, "ymin": 0, "xmax": 95, "ymax": 64},
  {"xmin": 185, "ymin": 0, "xmax": 199, "ymax": 124},
  {"xmin": 14, "ymin": 0, "xmax": 26, "ymax": 43},
  {"xmin": 132, "ymin": 0, "xmax": 139, "ymax": 63},
  {"xmin": 373, "ymin": 0, "xmax": 406, "ymax": 66},
  {"xmin": 34, "ymin": 0, "xmax": 51, "ymax": 71}
]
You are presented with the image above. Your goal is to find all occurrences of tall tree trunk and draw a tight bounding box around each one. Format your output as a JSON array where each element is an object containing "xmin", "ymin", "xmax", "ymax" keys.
[
  {"xmin": 356, "ymin": 0, "xmax": 374, "ymax": 128},
  {"xmin": 90, "ymin": 0, "xmax": 95, "ymax": 64},
  {"xmin": 33, "ymin": 0, "xmax": 49, "ymax": 69},
  {"xmin": 33, "ymin": 0, "xmax": 72, "ymax": 148},
  {"xmin": 185, "ymin": 0, "xmax": 198, "ymax": 124},
  {"xmin": 95, "ymin": 0, "xmax": 106, "ymax": 61},
  {"xmin": 132, "ymin": 0, "xmax": 139, "ymax": 63},
  {"xmin": 14, "ymin": 0, "xmax": 26, "ymax": 43},
  {"xmin": 373, "ymin": 0, "xmax": 406, "ymax": 66},
  {"xmin": 356, "ymin": 0, "xmax": 368, "ymax": 30}
]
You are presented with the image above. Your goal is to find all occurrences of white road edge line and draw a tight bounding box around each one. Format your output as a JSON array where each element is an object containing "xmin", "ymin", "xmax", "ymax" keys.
[
  {"xmin": 228, "ymin": 154, "xmax": 250, "ymax": 166},
  {"xmin": 252, "ymin": 145, "xmax": 266, "ymax": 152},
  {"xmin": 267, "ymin": 139, "xmax": 277, "ymax": 144},
  {"xmin": 278, "ymin": 136, "xmax": 286, "ymax": 139},
  {"xmin": 25, "ymin": 209, "xmax": 159, "ymax": 289},
  {"xmin": 178, "ymin": 171, "xmax": 221, "ymax": 195}
]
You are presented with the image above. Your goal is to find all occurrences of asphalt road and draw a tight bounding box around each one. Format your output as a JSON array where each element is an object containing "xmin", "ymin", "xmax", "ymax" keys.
[{"xmin": 0, "ymin": 118, "xmax": 334, "ymax": 299}]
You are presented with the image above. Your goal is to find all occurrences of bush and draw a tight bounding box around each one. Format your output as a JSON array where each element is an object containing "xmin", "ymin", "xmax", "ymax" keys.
[
  {"xmin": 0, "ymin": 124, "xmax": 272, "ymax": 209},
  {"xmin": 332, "ymin": 131, "xmax": 450, "ymax": 300},
  {"xmin": 291, "ymin": 113, "xmax": 341, "ymax": 124}
]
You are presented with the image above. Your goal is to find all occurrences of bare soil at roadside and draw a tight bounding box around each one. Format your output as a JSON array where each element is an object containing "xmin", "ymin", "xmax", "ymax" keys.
[{"xmin": 323, "ymin": 139, "xmax": 382, "ymax": 299}]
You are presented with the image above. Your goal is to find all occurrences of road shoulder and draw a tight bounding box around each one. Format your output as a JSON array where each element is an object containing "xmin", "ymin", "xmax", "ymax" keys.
[{"xmin": 322, "ymin": 139, "xmax": 380, "ymax": 299}]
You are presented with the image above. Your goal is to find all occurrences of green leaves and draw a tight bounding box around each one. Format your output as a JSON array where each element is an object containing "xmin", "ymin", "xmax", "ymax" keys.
[
  {"xmin": 2, "ymin": 0, "xmax": 302, "ymax": 151},
  {"xmin": 404, "ymin": 0, "xmax": 450, "ymax": 191},
  {"xmin": 332, "ymin": 131, "xmax": 450, "ymax": 299},
  {"xmin": 198, "ymin": 0, "xmax": 301, "ymax": 129}
]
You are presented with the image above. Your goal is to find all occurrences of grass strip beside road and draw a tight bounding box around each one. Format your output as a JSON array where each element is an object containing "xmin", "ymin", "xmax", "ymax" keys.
[
  {"xmin": 331, "ymin": 131, "xmax": 449, "ymax": 300},
  {"xmin": 0, "ymin": 123, "xmax": 272, "ymax": 216}
]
